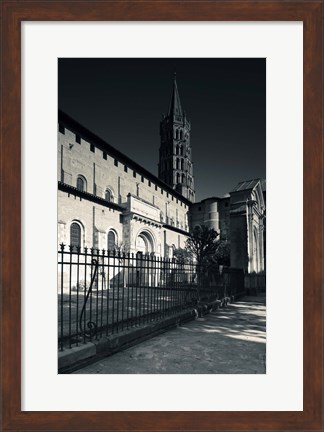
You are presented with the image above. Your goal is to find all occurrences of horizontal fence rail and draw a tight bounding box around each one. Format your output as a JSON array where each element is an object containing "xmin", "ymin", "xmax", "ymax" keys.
[{"xmin": 58, "ymin": 245, "xmax": 244, "ymax": 351}]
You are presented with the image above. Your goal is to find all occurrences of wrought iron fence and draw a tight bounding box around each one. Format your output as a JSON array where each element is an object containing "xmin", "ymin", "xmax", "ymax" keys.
[{"xmin": 58, "ymin": 245, "xmax": 243, "ymax": 351}]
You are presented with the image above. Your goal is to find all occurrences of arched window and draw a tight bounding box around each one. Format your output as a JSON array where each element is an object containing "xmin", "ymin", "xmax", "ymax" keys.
[
  {"xmin": 107, "ymin": 230, "xmax": 117, "ymax": 251},
  {"xmin": 181, "ymin": 159, "xmax": 184, "ymax": 170},
  {"xmin": 182, "ymin": 174, "xmax": 185, "ymax": 183},
  {"xmin": 179, "ymin": 130, "xmax": 183, "ymax": 140},
  {"xmin": 105, "ymin": 188, "xmax": 114, "ymax": 202},
  {"xmin": 70, "ymin": 222, "xmax": 81, "ymax": 248},
  {"xmin": 76, "ymin": 176, "xmax": 86, "ymax": 192},
  {"xmin": 176, "ymin": 173, "xmax": 180, "ymax": 184},
  {"xmin": 176, "ymin": 158, "xmax": 179, "ymax": 169}
]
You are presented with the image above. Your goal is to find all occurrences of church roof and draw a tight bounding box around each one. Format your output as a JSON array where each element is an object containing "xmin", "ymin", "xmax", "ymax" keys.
[
  {"xmin": 231, "ymin": 178, "xmax": 266, "ymax": 193},
  {"xmin": 168, "ymin": 73, "xmax": 183, "ymax": 117}
]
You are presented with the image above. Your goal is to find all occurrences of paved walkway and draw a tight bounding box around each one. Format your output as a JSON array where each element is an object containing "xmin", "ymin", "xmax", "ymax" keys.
[{"xmin": 74, "ymin": 295, "xmax": 266, "ymax": 374}]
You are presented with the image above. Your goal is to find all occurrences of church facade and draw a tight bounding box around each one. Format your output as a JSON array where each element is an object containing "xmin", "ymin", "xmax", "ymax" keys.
[{"xmin": 57, "ymin": 76, "xmax": 265, "ymax": 273}]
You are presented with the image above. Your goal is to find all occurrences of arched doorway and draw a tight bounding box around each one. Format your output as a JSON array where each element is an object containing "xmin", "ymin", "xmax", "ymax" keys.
[
  {"xmin": 135, "ymin": 230, "xmax": 155, "ymax": 286},
  {"xmin": 136, "ymin": 230, "xmax": 155, "ymax": 254}
]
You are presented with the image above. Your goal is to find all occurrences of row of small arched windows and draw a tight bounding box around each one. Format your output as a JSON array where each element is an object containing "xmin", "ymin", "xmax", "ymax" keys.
[
  {"xmin": 176, "ymin": 173, "xmax": 185, "ymax": 184},
  {"xmin": 175, "ymin": 173, "xmax": 192, "ymax": 187},
  {"xmin": 163, "ymin": 157, "xmax": 192, "ymax": 173},
  {"xmin": 165, "ymin": 129, "xmax": 184, "ymax": 141},
  {"xmin": 76, "ymin": 175, "xmax": 114, "ymax": 203},
  {"xmin": 70, "ymin": 222, "xmax": 117, "ymax": 250},
  {"xmin": 175, "ymin": 145, "xmax": 184, "ymax": 156},
  {"xmin": 176, "ymin": 158, "xmax": 185, "ymax": 170},
  {"xmin": 175, "ymin": 129, "xmax": 183, "ymax": 140}
]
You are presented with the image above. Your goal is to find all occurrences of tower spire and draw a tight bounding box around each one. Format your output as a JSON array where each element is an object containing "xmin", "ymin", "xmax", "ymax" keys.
[
  {"xmin": 168, "ymin": 72, "xmax": 183, "ymax": 117},
  {"xmin": 158, "ymin": 75, "xmax": 195, "ymax": 203}
]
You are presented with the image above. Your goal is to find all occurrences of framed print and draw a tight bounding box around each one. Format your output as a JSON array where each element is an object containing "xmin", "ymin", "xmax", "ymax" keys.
[{"xmin": 1, "ymin": 1, "xmax": 322, "ymax": 431}]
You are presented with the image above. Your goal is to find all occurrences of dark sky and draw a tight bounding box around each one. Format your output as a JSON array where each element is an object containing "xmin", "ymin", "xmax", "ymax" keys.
[{"xmin": 58, "ymin": 58, "xmax": 266, "ymax": 201}]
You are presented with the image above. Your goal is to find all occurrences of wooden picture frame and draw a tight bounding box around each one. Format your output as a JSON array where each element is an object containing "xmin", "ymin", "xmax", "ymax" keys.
[{"xmin": 1, "ymin": 1, "xmax": 322, "ymax": 430}]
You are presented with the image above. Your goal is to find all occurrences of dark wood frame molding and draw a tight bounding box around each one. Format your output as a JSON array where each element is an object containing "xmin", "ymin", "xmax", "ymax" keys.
[{"xmin": 1, "ymin": 1, "xmax": 322, "ymax": 431}]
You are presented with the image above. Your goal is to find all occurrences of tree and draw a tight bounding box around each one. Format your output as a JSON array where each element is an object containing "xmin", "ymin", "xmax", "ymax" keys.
[
  {"xmin": 185, "ymin": 225, "xmax": 219, "ymax": 266},
  {"xmin": 173, "ymin": 247, "xmax": 191, "ymax": 264},
  {"xmin": 214, "ymin": 240, "xmax": 231, "ymax": 267},
  {"xmin": 185, "ymin": 226, "xmax": 219, "ymax": 302}
]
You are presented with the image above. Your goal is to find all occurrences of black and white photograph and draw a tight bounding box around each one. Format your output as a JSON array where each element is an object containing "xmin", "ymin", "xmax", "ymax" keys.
[{"xmin": 57, "ymin": 58, "xmax": 266, "ymax": 374}]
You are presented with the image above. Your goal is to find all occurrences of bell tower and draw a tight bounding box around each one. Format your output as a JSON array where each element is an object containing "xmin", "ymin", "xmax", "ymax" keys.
[{"xmin": 158, "ymin": 73, "xmax": 195, "ymax": 203}]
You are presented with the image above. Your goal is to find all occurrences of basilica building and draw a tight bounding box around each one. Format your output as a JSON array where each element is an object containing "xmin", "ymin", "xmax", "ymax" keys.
[{"xmin": 57, "ymin": 76, "xmax": 265, "ymax": 273}]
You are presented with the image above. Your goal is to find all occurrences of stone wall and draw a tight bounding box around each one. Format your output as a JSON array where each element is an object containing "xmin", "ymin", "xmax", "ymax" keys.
[{"xmin": 58, "ymin": 123, "xmax": 189, "ymax": 257}]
